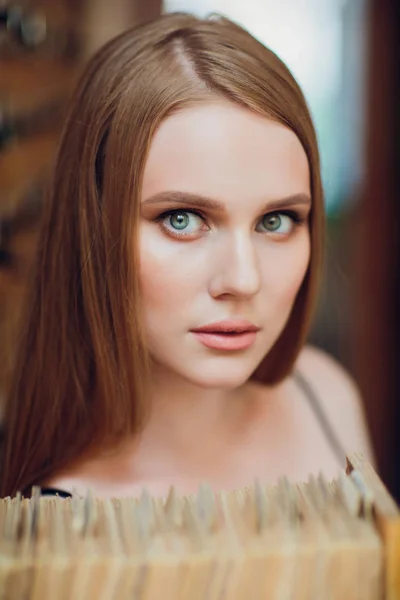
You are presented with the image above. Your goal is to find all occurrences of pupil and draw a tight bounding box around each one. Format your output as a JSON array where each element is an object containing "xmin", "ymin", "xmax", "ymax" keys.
[
  {"xmin": 264, "ymin": 214, "xmax": 281, "ymax": 231},
  {"xmin": 171, "ymin": 213, "xmax": 189, "ymax": 230}
]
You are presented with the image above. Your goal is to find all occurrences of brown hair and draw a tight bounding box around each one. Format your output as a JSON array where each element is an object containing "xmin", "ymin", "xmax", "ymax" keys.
[{"xmin": 0, "ymin": 13, "xmax": 325, "ymax": 497}]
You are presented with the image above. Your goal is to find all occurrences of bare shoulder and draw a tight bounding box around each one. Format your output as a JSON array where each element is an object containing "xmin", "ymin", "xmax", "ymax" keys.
[{"xmin": 295, "ymin": 345, "xmax": 376, "ymax": 466}]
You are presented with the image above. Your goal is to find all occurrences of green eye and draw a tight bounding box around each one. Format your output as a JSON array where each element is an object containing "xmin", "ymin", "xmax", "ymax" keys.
[
  {"xmin": 262, "ymin": 214, "xmax": 282, "ymax": 231},
  {"xmin": 169, "ymin": 212, "xmax": 190, "ymax": 230},
  {"xmin": 159, "ymin": 210, "xmax": 206, "ymax": 237},
  {"xmin": 256, "ymin": 212, "xmax": 294, "ymax": 235}
]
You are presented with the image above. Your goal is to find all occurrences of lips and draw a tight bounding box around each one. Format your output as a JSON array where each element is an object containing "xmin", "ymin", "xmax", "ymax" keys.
[
  {"xmin": 190, "ymin": 320, "xmax": 260, "ymax": 351},
  {"xmin": 191, "ymin": 320, "xmax": 260, "ymax": 334}
]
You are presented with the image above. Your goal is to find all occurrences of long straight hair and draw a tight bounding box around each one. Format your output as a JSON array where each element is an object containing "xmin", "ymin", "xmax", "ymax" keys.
[{"xmin": 0, "ymin": 13, "xmax": 325, "ymax": 497}]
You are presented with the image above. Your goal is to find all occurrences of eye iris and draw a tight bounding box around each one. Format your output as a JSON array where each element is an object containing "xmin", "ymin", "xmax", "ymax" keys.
[
  {"xmin": 170, "ymin": 212, "xmax": 189, "ymax": 230},
  {"xmin": 263, "ymin": 214, "xmax": 281, "ymax": 231}
]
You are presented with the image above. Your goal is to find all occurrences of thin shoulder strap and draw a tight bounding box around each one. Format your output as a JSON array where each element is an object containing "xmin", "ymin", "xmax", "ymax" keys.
[{"xmin": 292, "ymin": 369, "xmax": 347, "ymax": 467}]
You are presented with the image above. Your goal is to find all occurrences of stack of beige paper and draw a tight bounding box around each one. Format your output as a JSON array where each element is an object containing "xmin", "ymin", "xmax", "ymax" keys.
[{"xmin": 0, "ymin": 454, "xmax": 399, "ymax": 600}]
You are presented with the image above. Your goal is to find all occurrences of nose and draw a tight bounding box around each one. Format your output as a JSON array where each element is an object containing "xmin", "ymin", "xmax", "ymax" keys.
[{"xmin": 208, "ymin": 231, "xmax": 262, "ymax": 300}]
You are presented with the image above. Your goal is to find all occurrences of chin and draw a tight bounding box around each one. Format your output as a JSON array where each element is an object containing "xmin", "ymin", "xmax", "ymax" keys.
[
  {"xmin": 151, "ymin": 348, "xmax": 268, "ymax": 390},
  {"xmin": 179, "ymin": 363, "xmax": 256, "ymax": 389},
  {"xmin": 190, "ymin": 376, "xmax": 251, "ymax": 390}
]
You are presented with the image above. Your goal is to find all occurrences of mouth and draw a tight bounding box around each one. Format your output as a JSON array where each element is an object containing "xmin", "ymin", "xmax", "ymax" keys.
[{"xmin": 190, "ymin": 320, "xmax": 260, "ymax": 351}]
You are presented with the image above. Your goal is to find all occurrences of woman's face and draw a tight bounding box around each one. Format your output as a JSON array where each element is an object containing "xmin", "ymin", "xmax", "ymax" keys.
[{"xmin": 139, "ymin": 100, "xmax": 311, "ymax": 388}]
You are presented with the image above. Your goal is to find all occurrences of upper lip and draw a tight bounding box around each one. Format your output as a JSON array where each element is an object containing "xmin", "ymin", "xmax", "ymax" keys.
[{"xmin": 191, "ymin": 320, "xmax": 260, "ymax": 333}]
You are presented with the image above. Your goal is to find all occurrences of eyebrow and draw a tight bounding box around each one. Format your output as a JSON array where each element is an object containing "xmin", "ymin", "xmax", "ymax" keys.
[{"xmin": 142, "ymin": 191, "xmax": 312, "ymax": 212}]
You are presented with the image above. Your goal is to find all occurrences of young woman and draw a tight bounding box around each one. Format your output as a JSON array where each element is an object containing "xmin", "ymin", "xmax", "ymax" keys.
[{"xmin": 0, "ymin": 13, "xmax": 374, "ymax": 499}]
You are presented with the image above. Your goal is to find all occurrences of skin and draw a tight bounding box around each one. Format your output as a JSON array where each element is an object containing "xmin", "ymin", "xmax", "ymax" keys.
[
  {"xmin": 46, "ymin": 100, "xmax": 374, "ymax": 497},
  {"xmin": 139, "ymin": 101, "xmax": 311, "ymax": 390}
]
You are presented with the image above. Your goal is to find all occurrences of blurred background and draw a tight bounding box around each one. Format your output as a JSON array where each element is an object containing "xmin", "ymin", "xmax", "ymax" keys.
[{"xmin": 1, "ymin": 0, "xmax": 399, "ymax": 499}]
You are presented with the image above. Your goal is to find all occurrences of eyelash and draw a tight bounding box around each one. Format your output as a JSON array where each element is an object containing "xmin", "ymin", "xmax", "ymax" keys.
[{"xmin": 155, "ymin": 208, "xmax": 305, "ymax": 239}]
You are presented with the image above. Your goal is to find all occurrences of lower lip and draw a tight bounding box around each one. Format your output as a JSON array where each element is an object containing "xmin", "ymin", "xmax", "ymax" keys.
[{"xmin": 192, "ymin": 331, "xmax": 258, "ymax": 351}]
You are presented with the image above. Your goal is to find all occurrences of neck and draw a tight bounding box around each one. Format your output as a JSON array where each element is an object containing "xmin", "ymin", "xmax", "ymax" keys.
[
  {"xmin": 87, "ymin": 366, "xmax": 262, "ymax": 486},
  {"xmin": 143, "ymin": 365, "xmax": 248, "ymax": 450},
  {"xmin": 59, "ymin": 367, "xmax": 265, "ymax": 492}
]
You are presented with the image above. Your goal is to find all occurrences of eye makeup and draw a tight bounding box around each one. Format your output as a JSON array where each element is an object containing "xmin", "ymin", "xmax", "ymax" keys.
[{"xmin": 152, "ymin": 207, "xmax": 308, "ymax": 241}]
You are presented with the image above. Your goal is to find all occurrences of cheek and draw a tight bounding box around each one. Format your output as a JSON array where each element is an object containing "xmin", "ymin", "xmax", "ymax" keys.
[
  {"xmin": 262, "ymin": 235, "xmax": 310, "ymax": 307},
  {"xmin": 138, "ymin": 230, "xmax": 205, "ymax": 321}
]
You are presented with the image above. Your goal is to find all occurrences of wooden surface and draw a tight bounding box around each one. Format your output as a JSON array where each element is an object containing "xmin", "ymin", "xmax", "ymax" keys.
[
  {"xmin": 0, "ymin": 460, "xmax": 389, "ymax": 599},
  {"xmin": 348, "ymin": 454, "xmax": 400, "ymax": 600}
]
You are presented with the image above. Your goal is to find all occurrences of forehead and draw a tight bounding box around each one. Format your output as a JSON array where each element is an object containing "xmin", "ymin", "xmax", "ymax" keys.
[{"xmin": 142, "ymin": 101, "xmax": 310, "ymax": 203}]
